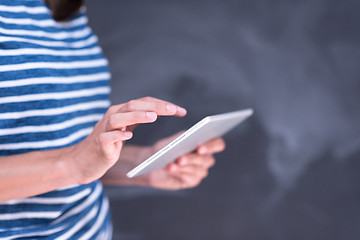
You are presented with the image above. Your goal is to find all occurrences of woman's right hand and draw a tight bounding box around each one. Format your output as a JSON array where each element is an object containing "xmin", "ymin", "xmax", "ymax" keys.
[{"xmin": 68, "ymin": 97, "xmax": 187, "ymax": 185}]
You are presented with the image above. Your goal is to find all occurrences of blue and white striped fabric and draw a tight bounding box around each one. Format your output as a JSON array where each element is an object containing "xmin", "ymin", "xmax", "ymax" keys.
[{"xmin": 0, "ymin": 0, "xmax": 112, "ymax": 239}]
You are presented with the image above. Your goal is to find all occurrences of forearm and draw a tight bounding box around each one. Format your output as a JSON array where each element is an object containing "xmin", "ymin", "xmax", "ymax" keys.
[
  {"xmin": 0, "ymin": 147, "xmax": 76, "ymax": 202},
  {"xmin": 0, "ymin": 98, "xmax": 187, "ymax": 201}
]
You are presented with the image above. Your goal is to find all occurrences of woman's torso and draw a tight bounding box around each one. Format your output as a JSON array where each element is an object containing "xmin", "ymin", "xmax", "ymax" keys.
[{"xmin": 0, "ymin": 0, "xmax": 112, "ymax": 239}]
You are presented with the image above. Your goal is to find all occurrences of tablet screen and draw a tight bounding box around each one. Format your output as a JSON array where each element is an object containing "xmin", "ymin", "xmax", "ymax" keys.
[{"xmin": 127, "ymin": 109, "xmax": 253, "ymax": 178}]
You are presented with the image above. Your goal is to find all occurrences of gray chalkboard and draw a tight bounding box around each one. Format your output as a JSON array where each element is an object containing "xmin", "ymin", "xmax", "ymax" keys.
[{"xmin": 87, "ymin": 0, "xmax": 360, "ymax": 239}]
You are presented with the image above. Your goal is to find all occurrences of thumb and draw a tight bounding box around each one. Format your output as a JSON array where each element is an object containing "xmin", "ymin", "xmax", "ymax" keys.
[{"xmin": 98, "ymin": 130, "xmax": 132, "ymax": 162}]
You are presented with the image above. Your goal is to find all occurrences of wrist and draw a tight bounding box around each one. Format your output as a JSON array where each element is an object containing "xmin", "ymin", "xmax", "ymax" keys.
[
  {"xmin": 56, "ymin": 145, "xmax": 80, "ymax": 186},
  {"xmin": 123, "ymin": 145, "xmax": 153, "ymax": 186},
  {"xmin": 101, "ymin": 144, "xmax": 154, "ymax": 187},
  {"xmin": 120, "ymin": 145, "xmax": 153, "ymax": 164}
]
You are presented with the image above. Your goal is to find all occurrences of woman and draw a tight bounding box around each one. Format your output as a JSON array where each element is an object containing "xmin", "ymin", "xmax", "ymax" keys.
[{"xmin": 0, "ymin": 0, "xmax": 225, "ymax": 239}]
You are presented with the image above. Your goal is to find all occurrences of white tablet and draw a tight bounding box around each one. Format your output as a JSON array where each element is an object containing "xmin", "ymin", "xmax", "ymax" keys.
[{"xmin": 126, "ymin": 109, "xmax": 253, "ymax": 178}]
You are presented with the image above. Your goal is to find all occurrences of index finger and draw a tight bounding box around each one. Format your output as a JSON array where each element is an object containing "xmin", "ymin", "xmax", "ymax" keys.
[
  {"xmin": 138, "ymin": 96, "xmax": 187, "ymax": 117},
  {"xmin": 119, "ymin": 100, "xmax": 186, "ymax": 117}
]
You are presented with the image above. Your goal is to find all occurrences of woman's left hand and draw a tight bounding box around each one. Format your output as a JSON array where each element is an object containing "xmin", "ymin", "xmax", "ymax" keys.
[
  {"xmin": 144, "ymin": 137, "xmax": 225, "ymax": 190},
  {"xmin": 102, "ymin": 133, "xmax": 225, "ymax": 190}
]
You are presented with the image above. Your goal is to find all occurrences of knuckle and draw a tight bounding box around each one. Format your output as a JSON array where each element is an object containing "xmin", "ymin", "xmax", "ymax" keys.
[
  {"xmin": 193, "ymin": 179, "xmax": 202, "ymax": 187},
  {"xmin": 209, "ymin": 158, "xmax": 216, "ymax": 167},
  {"xmin": 126, "ymin": 100, "xmax": 137, "ymax": 110},
  {"xmin": 190, "ymin": 165, "xmax": 197, "ymax": 172},
  {"xmin": 156, "ymin": 103, "xmax": 164, "ymax": 112},
  {"xmin": 219, "ymin": 139, "xmax": 226, "ymax": 150},
  {"xmin": 144, "ymin": 96, "xmax": 152, "ymax": 101},
  {"xmin": 107, "ymin": 105, "xmax": 117, "ymax": 115},
  {"xmin": 183, "ymin": 180, "xmax": 192, "ymax": 188},
  {"xmin": 107, "ymin": 115, "xmax": 118, "ymax": 129},
  {"xmin": 97, "ymin": 133, "xmax": 107, "ymax": 146},
  {"xmin": 134, "ymin": 111, "xmax": 147, "ymax": 120},
  {"xmin": 203, "ymin": 169, "xmax": 209, "ymax": 178}
]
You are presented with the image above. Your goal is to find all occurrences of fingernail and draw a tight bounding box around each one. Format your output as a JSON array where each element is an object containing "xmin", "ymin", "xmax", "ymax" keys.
[
  {"xmin": 167, "ymin": 104, "xmax": 177, "ymax": 113},
  {"xmin": 177, "ymin": 107, "xmax": 187, "ymax": 115},
  {"xmin": 170, "ymin": 164, "xmax": 177, "ymax": 172},
  {"xmin": 124, "ymin": 131, "xmax": 133, "ymax": 138},
  {"xmin": 146, "ymin": 112, "xmax": 157, "ymax": 119},
  {"xmin": 199, "ymin": 146, "xmax": 207, "ymax": 154}
]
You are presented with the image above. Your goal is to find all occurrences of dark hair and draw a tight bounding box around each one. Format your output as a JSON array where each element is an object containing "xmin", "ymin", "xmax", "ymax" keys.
[{"xmin": 45, "ymin": 0, "xmax": 84, "ymax": 21}]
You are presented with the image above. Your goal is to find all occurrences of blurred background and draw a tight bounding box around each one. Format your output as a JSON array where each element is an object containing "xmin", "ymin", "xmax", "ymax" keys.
[{"xmin": 86, "ymin": 0, "xmax": 360, "ymax": 239}]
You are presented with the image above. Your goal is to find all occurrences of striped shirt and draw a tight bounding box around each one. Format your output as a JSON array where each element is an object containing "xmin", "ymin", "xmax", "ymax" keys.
[{"xmin": 0, "ymin": 0, "xmax": 112, "ymax": 239}]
